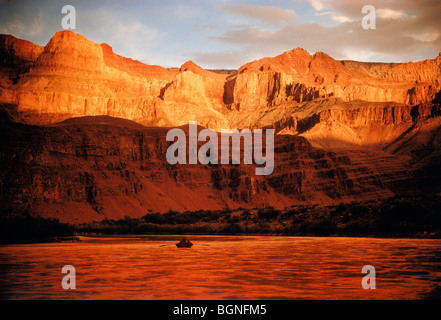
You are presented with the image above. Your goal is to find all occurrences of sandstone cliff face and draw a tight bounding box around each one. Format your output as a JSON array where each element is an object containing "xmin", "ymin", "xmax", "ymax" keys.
[
  {"xmin": 0, "ymin": 35, "xmax": 43, "ymax": 88},
  {"xmin": 229, "ymin": 49, "xmax": 441, "ymax": 111},
  {"xmin": 0, "ymin": 35, "xmax": 43, "ymax": 70},
  {"xmin": 1, "ymin": 31, "xmax": 440, "ymax": 133},
  {"xmin": 225, "ymin": 97, "xmax": 441, "ymax": 154},
  {"xmin": 0, "ymin": 31, "xmax": 229, "ymax": 130},
  {"xmin": 343, "ymin": 54, "xmax": 441, "ymax": 82},
  {"xmin": 1, "ymin": 31, "xmax": 441, "ymax": 224},
  {"xmin": 0, "ymin": 115, "xmax": 421, "ymax": 223},
  {"xmin": 159, "ymin": 60, "xmax": 229, "ymax": 130},
  {"xmin": 163, "ymin": 61, "xmax": 225, "ymax": 111}
]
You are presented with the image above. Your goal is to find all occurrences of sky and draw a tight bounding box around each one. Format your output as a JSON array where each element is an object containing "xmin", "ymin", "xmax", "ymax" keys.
[{"xmin": 0, "ymin": 0, "xmax": 440, "ymax": 69}]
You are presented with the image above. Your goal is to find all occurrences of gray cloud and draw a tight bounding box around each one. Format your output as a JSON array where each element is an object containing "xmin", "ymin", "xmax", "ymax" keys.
[
  {"xmin": 207, "ymin": 0, "xmax": 441, "ymax": 67},
  {"xmin": 220, "ymin": 4, "xmax": 297, "ymax": 26},
  {"xmin": 186, "ymin": 50, "xmax": 252, "ymax": 70},
  {"xmin": 1, "ymin": 0, "xmax": 439, "ymax": 69}
]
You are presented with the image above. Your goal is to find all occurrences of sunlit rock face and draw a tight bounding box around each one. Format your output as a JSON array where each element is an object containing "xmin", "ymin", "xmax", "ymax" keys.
[
  {"xmin": 1, "ymin": 31, "xmax": 441, "ymax": 223},
  {"xmin": 1, "ymin": 31, "xmax": 440, "ymax": 132},
  {"xmin": 0, "ymin": 31, "xmax": 229, "ymax": 130},
  {"xmin": 230, "ymin": 49, "xmax": 441, "ymax": 111}
]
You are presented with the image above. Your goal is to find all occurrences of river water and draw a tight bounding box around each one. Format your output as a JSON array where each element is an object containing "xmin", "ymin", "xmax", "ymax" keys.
[{"xmin": 1, "ymin": 235, "xmax": 440, "ymax": 299}]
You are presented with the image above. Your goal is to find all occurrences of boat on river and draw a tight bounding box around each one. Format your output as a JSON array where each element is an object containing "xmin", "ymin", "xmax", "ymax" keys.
[{"xmin": 176, "ymin": 237, "xmax": 193, "ymax": 248}]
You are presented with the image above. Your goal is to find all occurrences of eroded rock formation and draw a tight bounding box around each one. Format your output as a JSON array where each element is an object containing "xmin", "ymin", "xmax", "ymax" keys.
[
  {"xmin": 0, "ymin": 114, "xmax": 423, "ymax": 223},
  {"xmin": 1, "ymin": 31, "xmax": 440, "ymax": 223}
]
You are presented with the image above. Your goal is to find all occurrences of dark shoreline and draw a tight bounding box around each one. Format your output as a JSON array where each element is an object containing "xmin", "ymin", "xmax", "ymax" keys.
[
  {"xmin": 76, "ymin": 233, "xmax": 441, "ymax": 241},
  {"xmin": 74, "ymin": 195, "xmax": 441, "ymax": 239},
  {"xmin": 2, "ymin": 195, "xmax": 440, "ymax": 244}
]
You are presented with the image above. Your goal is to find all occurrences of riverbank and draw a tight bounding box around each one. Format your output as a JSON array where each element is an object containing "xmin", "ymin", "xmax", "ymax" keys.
[
  {"xmin": 2, "ymin": 196, "xmax": 440, "ymax": 244},
  {"xmin": 0, "ymin": 215, "xmax": 77, "ymax": 244},
  {"xmin": 76, "ymin": 196, "xmax": 441, "ymax": 239}
]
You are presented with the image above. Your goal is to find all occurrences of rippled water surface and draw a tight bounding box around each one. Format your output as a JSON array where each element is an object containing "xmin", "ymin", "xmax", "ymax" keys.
[{"xmin": 1, "ymin": 235, "xmax": 440, "ymax": 299}]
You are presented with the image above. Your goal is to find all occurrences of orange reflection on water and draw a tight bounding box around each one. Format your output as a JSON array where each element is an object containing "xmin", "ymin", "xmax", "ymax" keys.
[{"xmin": 0, "ymin": 235, "xmax": 440, "ymax": 299}]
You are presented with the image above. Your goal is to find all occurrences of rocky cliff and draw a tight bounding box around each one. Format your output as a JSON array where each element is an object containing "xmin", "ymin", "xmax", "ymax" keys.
[
  {"xmin": 0, "ymin": 31, "xmax": 229, "ymax": 130},
  {"xmin": 1, "ymin": 113, "xmax": 428, "ymax": 223},
  {"xmin": 230, "ymin": 49, "xmax": 441, "ymax": 111},
  {"xmin": 0, "ymin": 34, "xmax": 43, "ymax": 87},
  {"xmin": 0, "ymin": 31, "xmax": 440, "ymax": 223},
  {"xmin": 1, "ymin": 31, "xmax": 440, "ymax": 132}
]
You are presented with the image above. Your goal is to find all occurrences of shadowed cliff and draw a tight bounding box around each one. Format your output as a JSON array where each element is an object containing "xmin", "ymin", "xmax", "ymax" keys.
[
  {"xmin": 0, "ymin": 31, "xmax": 440, "ymax": 227},
  {"xmin": 1, "ymin": 110, "xmax": 438, "ymax": 224}
]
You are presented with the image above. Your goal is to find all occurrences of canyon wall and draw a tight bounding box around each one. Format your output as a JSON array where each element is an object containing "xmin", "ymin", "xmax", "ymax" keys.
[
  {"xmin": 0, "ymin": 31, "xmax": 229, "ymax": 130},
  {"xmin": 1, "ymin": 31, "xmax": 441, "ymax": 223},
  {"xmin": 0, "ymin": 114, "xmax": 422, "ymax": 223},
  {"xmin": 230, "ymin": 49, "xmax": 441, "ymax": 111},
  {"xmin": 1, "ymin": 31, "xmax": 440, "ymax": 134}
]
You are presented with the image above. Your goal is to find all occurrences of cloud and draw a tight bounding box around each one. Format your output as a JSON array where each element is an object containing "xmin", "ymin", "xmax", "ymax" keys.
[
  {"xmin": 112, "ymin": 21, "xmax": 160, "ymax": 44},
  {"xmin": 77, "ymin": 9, "xmax": 162, "ymax": 62},
  {"xmin": 315, "ymin": 11, "xmax": 332, "ymax": 16},
  {"xmin": 220, "ymin": 4, "xmax": 297, "ymax": 26},
  {"xmin": 111, "ymin": 21, "xmax": 160, "ymax": 59},
  {"xmin": 2, "ymin": 11, "xmax": 47, "ymax": 38},
  {"xmin": 331, "ymin": 15, "xmax": 353, "ymax": 23},
  {"xmin": 308, "ymin": 0, "xmax": 328, "ymax": 11},
  {"xmin": 377, "ymin": 8, "xmax": 411, "ymax": 20},
  {"xmin": 207, "ymin": 0, "xmax": 441, "ymax": 66},
  {"xmin": 1, "ymin": 0, "xmax": 439, "ymax": 69},
  {"xmin": 408, "ymin": 32, "xmax": 440, "ymax": 43},
  {"xmin": 186, "ymin": 50, "xmax": 251, "ymax": 69}
]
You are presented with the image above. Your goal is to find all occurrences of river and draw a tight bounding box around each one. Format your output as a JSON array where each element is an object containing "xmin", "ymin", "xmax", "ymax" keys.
[{"xmin": 1, "ymin": 235, "xmax": 440, "ymax": 299}]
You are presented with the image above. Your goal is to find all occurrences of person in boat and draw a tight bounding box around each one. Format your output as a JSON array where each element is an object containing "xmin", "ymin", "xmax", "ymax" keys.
[{"xmin": 179, "ymin": 237, "xmax": 192, "ymax": 245}]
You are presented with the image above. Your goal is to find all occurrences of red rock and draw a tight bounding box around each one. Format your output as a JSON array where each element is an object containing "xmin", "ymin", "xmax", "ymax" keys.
[
  {"xmin": 0, "ymin": 115, "xmax": 420, "ymax": 223},
  {"xmin": 1, "ymin": 31, "xmax": 441, "ymax": 223},
  {"xmin": 1, "ymin": 31, "xmax": 440, "ymax": 130},
  {"xmin": 230, "ymin": 48, "xmax": 441, "ymax": 111},
  {"xmin": 0, "ymin": 31, "xmax": 229, "ymax": 129}
]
